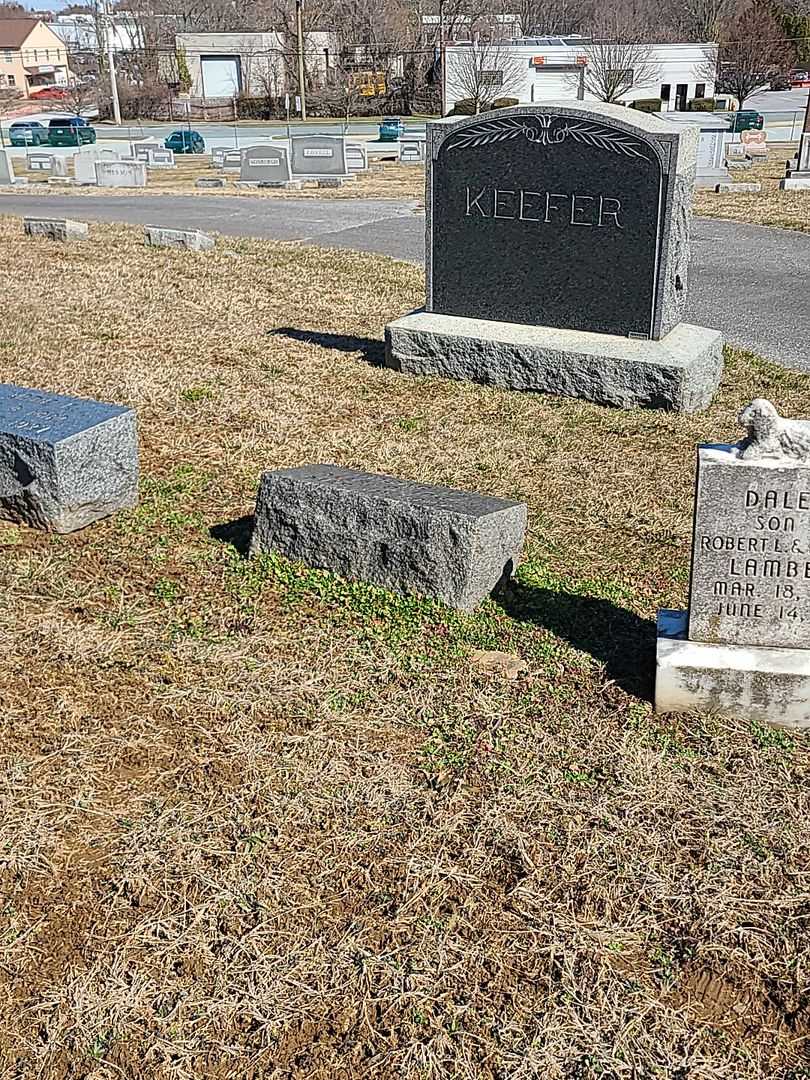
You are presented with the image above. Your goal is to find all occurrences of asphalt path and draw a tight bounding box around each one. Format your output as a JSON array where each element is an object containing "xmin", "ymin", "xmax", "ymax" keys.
[{"xmin": 1, "ymin": 192, "xmax": 808, "ymax": 370}]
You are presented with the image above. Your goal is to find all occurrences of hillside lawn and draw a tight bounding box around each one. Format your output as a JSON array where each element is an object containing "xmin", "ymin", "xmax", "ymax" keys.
[{"xmin": 0, "ymin": 217, "xmax": 808, "ymax": 1079}]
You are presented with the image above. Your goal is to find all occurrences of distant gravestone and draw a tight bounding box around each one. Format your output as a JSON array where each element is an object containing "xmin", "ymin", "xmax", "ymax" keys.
[
  {"xmin": 148, "ymin": 146, "xmax": 175, "ymax": 169},
  {"xmin": 239, "ymin": 144, "xmax": 291, "ymax": 184},
  {"xmin": 0, "ymin": 148, "xmax": 15, "ymax": 185},
  {"xmin": 211, "ymin": 146, "xmax": 230, "ymax": 167},
  {"xmin": 221, "ymin": 149, "xmax": 242, "ymax": 171},
  {"xmin": 345, "ymin": 142, "xmax": 369, "ymax": 171},
  {"xmin": 131, "ymin": 140, "xmax": 159, "ymax": 163},
  {"xmin": 95, "ymin": 160, "xmax": 147, "ymax": 188},
  {"xmin": 385, "ymin": 102, "xmax": 723, "ymax": 412},
  {"xmin": 399, "ymin": 139, "xmax": 425, "ymax": 163},
  {"xmin": 74, "ymin": 149, "xmax": 100, "ymax": 184},
  {"xmin": 250, "ymin": 465, "xmax": 527, "ymax": 611},
  {"xmin": 27, "ymin": 151, "xmax": 54, "ymax": 172},
  {"xmin": 290, "ymin": 134, "xmax": 347, "ymax": 178},
  {"xmin": 0, "ymin": 384, "xmax": 138, "ymax": 533},
  {"xmin": 50, "ymin": 155, "xmax": 68, "ymax": 178},
  {"xmin": 741, "ymin": 129, "xmax": 768, "ymax": 157},
  {"xmin": 781, "ymin": 132, "xmax": 810, "ymax": 190},
  {"xmin": 656, "ymin": 398, "xmax": 810, "ymax": 730}
]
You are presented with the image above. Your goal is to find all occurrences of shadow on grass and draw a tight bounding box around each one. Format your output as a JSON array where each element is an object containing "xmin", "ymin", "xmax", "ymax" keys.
[
  {"xmin": 210, "ymin": 515, "xmax": 254, "ymax": 557},
  {"xmin": 495, "ymin": 581, "xmax": 657, "ymax": 702},
  {"xmin": 269, "ymin": 327, "xmax": 385, "ymax": 368}
]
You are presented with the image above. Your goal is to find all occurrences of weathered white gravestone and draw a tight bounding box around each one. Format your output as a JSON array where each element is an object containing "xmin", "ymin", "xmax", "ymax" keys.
[
  {"xmin": 74, "ymin": 148, "xmax": 101, "ymax": 184},
  {"xmin": 399, "ymin": 139, "xmax": 425, "ymax": 163},
  {"xmin": 290, "ymin": 134, "xmax": 348, "ymax": 178},
  {"xmin": 221, "ymin": 148, "xmax": 242, "ymax": 171},
  {"xmin": 147, "ymin": 146, "xmax": 175, "ymax": 169},
  {"xmin": 95, "ymin": 160, "xmax": 147, "ymax": 187},
  {"xmin": 27, "ymin": 151, "xmax": 54, "ymax": 172},
  {"xmin": 0, "ymin": 384, "xmax": 138, "ymax": 532},
  {"xmin": 781, "ymin": 132, "xmax": 810, "ymax": 190},
  {"xmin": 657, "ymin": 399, "xmax": 810, "ymax": 730},
  {"xmin": 385, "ymin": 102, "xmax": 723, "ymax": 413},
  {"xmin": 345, "ymin": 142, "xmax": 369, "ymax": 172}
]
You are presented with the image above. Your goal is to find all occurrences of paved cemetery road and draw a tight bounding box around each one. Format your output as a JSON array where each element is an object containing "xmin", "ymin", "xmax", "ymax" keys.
[{"xmin": 2, "ymin": 193, "xmax": 809, "ymax": 371}]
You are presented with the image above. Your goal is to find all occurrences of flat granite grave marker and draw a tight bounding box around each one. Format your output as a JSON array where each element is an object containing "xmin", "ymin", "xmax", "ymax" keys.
[
  {"xmin": 145, "ymin": 225, "xmax": 214, "ymax": 251},
  {"xmin": 24, "ymin": 217, "xmax": 88, "ymax": 241},
  {"xmin": 385, "ymin": 102, "xmax": 723, "ymax": 413},
  {"xmin": 657, "ymin": 398, "xmax": 810, "ymax": 729},
  {"xmin": 239, "ymin": 144, "xmax": 291, "ymax": 184},
  {"xmin": 0, "ymin": 384, "xmax": 138, "ymax": 533},
  {"xmin": 249, "ymin": 464, "xmax": 527, "ymax": 611},
  {"xmin": 290, "ymin": 134, "xmax": 347, "ymax": 178}
]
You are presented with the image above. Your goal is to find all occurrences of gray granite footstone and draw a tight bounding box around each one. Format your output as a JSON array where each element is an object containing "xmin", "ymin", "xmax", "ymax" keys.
[
  {"xmin": 144, "ymin": 226, "xmax": 214, "ymax": 251},
  {"xmin": 249, "ymin": 464, "xmax": 527, "ymax": 610},
  {"xmin": 0, "ymin": 384, "xmax": 138, "ymax": 532}
]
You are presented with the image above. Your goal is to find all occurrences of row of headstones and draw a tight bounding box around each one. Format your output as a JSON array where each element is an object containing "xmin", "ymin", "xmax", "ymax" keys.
[
  {"xmin": 0, "ymin": 145, "xmax": 150, "ymax": 189},
  {"xmin": 22, "ymin": 215, "xmax": 214, "ymax": 250},
  {"xmin": 1, "ymin": 380, "xmax": 806, "ymax": 732}
]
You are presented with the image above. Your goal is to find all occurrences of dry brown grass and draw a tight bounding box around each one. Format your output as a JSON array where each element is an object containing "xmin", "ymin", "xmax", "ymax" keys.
[
  {"xmin": 4, "ymin": 153, "xmax": 425, "ymax": 201},
  {"xmin": 0, "ymin": 216, "xmax": 809, "ymax": 1079},
  {"xmin": 694, "ymin": 150, "xmax": 810, "ymax": 233}
]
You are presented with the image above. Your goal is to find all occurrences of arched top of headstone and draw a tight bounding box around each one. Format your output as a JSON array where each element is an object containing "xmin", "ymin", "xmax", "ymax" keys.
[{"xmin": 430, "ymin": 101, "xmax": 697, "ymax": 172}]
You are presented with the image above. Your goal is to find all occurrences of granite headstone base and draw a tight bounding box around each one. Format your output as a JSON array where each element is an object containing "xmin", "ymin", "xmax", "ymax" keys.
[
  {"xmin": 780, "ymin": 176, "xmax": 810, "ymax": 191},
  {"xmin": 656, "ymin": 610, "xmax": 810, "ymax": 731},
  {"xmin": 385, "ymin": 311, "xmax": 723, "ymax": 413},
  {"xmin": 0, "ymin": 384, "xmax": 138, "ymax": 533},
  {"xmin": 249, "ymin": 464, "xmax": 527, "ymax": 611}
]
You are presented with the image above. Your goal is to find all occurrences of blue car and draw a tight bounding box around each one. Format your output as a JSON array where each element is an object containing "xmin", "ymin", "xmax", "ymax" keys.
[
  {"xmin": 165, "ymin": 129, "xmax": 205, "ymax": 154},
  {"xmin": 379, "ymin": 117, "xmax": 405, "ymax": 141}
]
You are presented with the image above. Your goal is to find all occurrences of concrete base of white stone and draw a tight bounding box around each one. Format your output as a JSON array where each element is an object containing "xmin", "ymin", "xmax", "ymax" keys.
[
  {"xmin": 780, "ymin": 176, "xmax": 810, "ymax": 191},
  {"xmin": 385, "ymin": 311, "xmax": 724, "ymax": 413},
  {"xmin": 656, "ymin": 610, "xmax": 810, "ymax": 731},
  {"xmin": 715, "ymin": 182, "xmax": 761, "ymax": 193},
  {"xmin": 47, "ymin": 177, "xmax": 78, "ymax": 186},
  {"xmin": 24, "ymin": 217, "xmax": 88, "ymax": 241}
]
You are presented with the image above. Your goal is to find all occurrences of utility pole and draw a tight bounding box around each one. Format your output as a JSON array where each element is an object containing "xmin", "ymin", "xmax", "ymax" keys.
[
  {"xmin": 296, "ymin": 0, "xmax": 307, "ymax": 120},
  {"xmin": 100, "ymin": 0, "xmax": 121, "ymax": 125},
  {"xmin": 438, "ymin": 0, "xmax": 446, "ymax": 116}
]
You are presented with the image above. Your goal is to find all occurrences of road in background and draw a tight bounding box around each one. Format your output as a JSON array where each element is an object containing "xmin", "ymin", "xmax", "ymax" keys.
[
  {"xmin": 0, "ymin": 192, "xmax": 808, "ymax": 371},
  {"xmin": 2, "ymin": 88, "xmax": 807, "ymax": 145}
]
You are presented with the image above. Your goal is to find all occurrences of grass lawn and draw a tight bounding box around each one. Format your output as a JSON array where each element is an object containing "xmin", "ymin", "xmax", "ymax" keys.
[
  {"xmin": 0, "ymin": 217, "xmax": 808, "ymax": 1078},
  {"xmin": 694, "ymin": 150, "xmax": 810, "ymax": 234}
]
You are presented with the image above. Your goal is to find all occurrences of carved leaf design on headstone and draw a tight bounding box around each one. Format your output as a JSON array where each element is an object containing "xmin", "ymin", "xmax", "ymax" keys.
[{"xmin": 446, "ymin": 113, "xmax": 651, "ymax": 161}]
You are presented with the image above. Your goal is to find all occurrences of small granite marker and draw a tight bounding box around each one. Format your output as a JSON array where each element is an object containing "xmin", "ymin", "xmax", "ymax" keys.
[
  {"xmin": 385, "ymin": 102, "xmax": 723, "ymax": 413},
  {"xmin": 144, "ymin": 225, "xmax": 215, "ymax": 251},
  {"xmin": 24, "ymin": 217, "xmax": 88, "ymax": 241},
  {"xmin": 0, "ymin": 384, "xmax": 138, "ymax": 532},
  {"xmin": 656, "ymin": 398, "xmax": 810, "ymax": 730},
  {"xmin": 249, "ymin": 464, "xmax": 527, "ymax": 610}
]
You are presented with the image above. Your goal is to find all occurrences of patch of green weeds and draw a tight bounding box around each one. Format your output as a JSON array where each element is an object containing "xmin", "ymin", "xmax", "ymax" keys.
[
  {"xmin": 750, "ymin": 720, "xmax": 794, "ymax": 752},
  {"xmin": 87, "ymin": 1031, "xmax": 114, "ymax": 1060},
  {"xmin": 181, "ymin": 384, "xmax": 217, "ymax": 404},
  {"xmin": 397, "ymin": 416, "xmax": 423, "ymax": 433},
  {"xmin": 119, "ymin": 466, "xmax": 209, "ymax": 535}
]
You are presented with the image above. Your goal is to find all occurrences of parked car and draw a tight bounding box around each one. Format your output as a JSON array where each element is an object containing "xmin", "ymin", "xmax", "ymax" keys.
[
  {"xmin": 29, "ymin": 86, "xmax": 70, "ymax": 100},
  {"xmin": 48, "ymin": 116, "xmax": 96, "ymax": 146},
  {"xmin": 790, "ymin": 70, "xmax": 810, "ymax": 87},
  {"xmin": 9, "ymin": 120, "xmax": 48, "ymax": 147},
  {"xmin": 165, "ymin": 129, "xmax": 205, "ymax": 154},
  {"xmin": 379, "ymin": 117, "xmax": 405, "ymax": 141},
  {"xmin": 724, "ymin": 110, "xmax": 764, "ymax": 133}
]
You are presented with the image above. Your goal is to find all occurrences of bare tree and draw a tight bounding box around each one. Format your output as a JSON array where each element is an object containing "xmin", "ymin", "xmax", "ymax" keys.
[
  {"xmin": 0, "ymin": 86, "xmax": 21, "ymax": 147},
  {"xmin": 576, "ymin": 14, "xmax": 660, "ymax": 103},
  {"xmin": 707, "ymin": 0, "xmax": 793, "ymax": 107},
  {"xmin": 448, "ymin": 42, "xmax": 525, "ymax": 113},
  {"xmin": 517, "ymin": 0, "xmax": 591, "ymax": 35},
  {"xmin": 674, "ymin": 0, "xmax": 738, "ymax": 40}
]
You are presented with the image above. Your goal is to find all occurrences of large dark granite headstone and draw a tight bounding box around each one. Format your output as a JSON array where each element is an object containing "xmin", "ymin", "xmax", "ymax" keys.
[{"xmin": 427, "ymin": 104, "xmax": 693, "ymax": 340}]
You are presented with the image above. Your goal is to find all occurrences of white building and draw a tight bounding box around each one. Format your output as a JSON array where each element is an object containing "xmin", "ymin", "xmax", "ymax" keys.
[
  {"xmin": 48, "ymin": 13, "xmax": 147, "ymax": 54},
  {"xmin": 175, "ymin": 31, "xmax": 336, "ymax": 98},
  {"xmin": 445, "ymin": 37, "xmax": 717, "ymax": 112}
]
